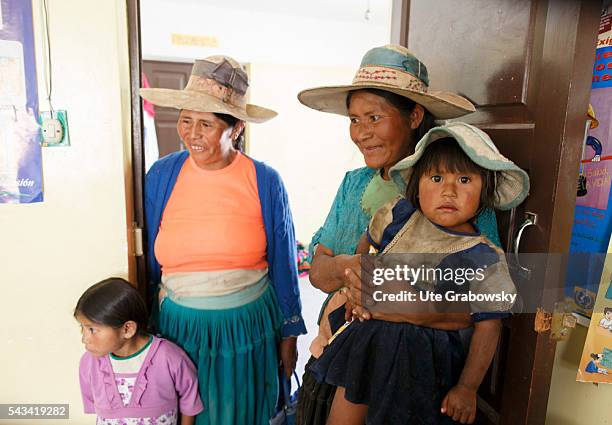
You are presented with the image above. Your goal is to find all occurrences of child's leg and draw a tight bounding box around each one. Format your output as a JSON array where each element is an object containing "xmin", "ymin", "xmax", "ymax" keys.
[{"xmin": 326, "ymin": 386, "xmax": 368, "ymax": 425}]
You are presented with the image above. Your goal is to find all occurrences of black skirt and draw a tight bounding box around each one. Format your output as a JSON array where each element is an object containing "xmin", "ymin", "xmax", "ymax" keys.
[
  {"xmin": 296, "ymin": 305, "xmax": 347, "ymax": 425},
  {"xmin": 309, "ymin": 318, "xmax": 470, "ymax": 425},
  {"xmin": 296, "ymin": 356, "xmax": 337, "ymax": 425}
]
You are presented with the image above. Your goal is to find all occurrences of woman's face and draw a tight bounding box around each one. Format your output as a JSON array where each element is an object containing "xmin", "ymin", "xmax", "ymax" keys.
[
  {"xmin": 348, "ymin": 91, "xmax": 420, "ymax": 178},
  {"xmin": 177, "ymin": 110, "xmax": 238, "ymax": 170}
]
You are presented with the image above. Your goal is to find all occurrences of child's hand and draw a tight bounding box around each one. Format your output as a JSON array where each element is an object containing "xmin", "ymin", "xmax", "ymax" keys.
[
  {"xmin": 344, "ymin": 301, "xmax": 353, "ymax": 321},
  {"xmin": 441, "ymin": 384, "xmax": 477, "ymax": 424},
  {"xmin": 344, "ymin": 302, "xmax": 371, "ymax": 321},
  {"xmin": 343, "ymin": 300, "xmax": 372, "ymax": 321},
  {"xmin": 351, "ymin": 305, "xmax": 371, "ymax": 321}
]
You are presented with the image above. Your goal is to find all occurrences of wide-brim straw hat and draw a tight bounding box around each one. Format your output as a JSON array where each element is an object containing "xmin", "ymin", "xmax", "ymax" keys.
[
  {"xmin": 389, "ymin": 122, "xmax": 530, "ymax": 210},
  {"xmin": 139, "ymin": 55, "xmax": 277, "ymax": 123},
  {"xmin": 298, "ymin": 45, "xmax": 475, "ymax": 120}
]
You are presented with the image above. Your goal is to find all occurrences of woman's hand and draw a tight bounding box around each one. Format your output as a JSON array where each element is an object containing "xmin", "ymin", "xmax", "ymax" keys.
[
  {"xmin": 309, "ymin": 244, "xmax": 362, "ymax": 293},
  {"xmin": 342, "ymin": 255, "xmax": 379, "ymax": 309},
  {"xmin": 279, "ymin": 337, "xmax": 298, "ymax": 378},
  {"xmin": 441, "ymin": 384, "xmax": 477, "ymax": 424},
  {"xmin": 342, "ymin": 263, "xmax": 472, "ymax": 329}
]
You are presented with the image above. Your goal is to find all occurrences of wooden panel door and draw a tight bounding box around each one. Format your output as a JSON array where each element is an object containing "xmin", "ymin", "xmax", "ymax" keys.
[
  {"xmin": 142, "ymin": 60, "xmax": 193, "ymax": 158},
  {"xmin": 399, "ymin": 0, "xmax": 601, "ymax": 423}
]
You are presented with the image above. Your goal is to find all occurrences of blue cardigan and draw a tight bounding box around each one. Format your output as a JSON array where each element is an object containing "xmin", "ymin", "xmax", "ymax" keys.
[{"xmin": 145, "ymin": 151, "xmax": 306, "ymax": 338}]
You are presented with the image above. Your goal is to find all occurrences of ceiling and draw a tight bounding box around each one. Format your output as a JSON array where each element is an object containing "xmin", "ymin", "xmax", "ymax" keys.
[{"xmin": 164, "ymin": 0, "xmax": 392, "ymax": 24}]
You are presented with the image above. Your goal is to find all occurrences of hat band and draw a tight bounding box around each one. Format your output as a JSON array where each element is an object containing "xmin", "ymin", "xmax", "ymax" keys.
[
  {"xmin": 184, "ymin": 75, "xmax": 247, "ymax": 108},
  {"xmin": 192, "ymin": 59, "xmax": 249, "ymax": 95},
  {"xmin": 352, "ymin": 65, "xmax": 428, "ymax": 93},
  {"xmin": 360, "ymin": 47, "xmax": 429, "ymax": 86}
]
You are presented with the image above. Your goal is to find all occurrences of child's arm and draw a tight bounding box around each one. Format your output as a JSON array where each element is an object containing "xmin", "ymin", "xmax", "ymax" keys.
[
  {"xmin": 441, "ymin": 319, "xmax": 502, "ymax": 424},
  {"xmin": 180, "ymin": 415, "xmax": 195, "ymax": 425},
  {"xmin": 171, "ymin": 345, "xmax": 205, "ymax": 419}
]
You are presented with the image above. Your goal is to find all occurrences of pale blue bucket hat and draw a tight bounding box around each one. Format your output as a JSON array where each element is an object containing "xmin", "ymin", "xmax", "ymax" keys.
[
  {"xmin": 298, "ymin": 44, "xmax": 475, "ymax": 119},
  {"xmin": 389, "ymin": 122, "xmax": 530, "ymax": 210}
]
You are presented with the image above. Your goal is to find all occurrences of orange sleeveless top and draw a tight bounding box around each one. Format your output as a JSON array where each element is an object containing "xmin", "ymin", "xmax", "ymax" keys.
[{"xmin": 154, "ymin": 152, "xmax": 268, "ymax": 274}]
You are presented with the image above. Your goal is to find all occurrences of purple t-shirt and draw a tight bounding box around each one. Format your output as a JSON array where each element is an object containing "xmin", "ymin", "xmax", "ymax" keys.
[{"xmin": 79, "ymin": 336, "xmax": 204, "ymax": 419}]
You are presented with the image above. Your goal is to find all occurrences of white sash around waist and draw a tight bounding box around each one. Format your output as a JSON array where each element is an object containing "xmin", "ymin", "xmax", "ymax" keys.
[{"xmin": 161, "ymin": 268, "xmax": 268, "ymax": 298}]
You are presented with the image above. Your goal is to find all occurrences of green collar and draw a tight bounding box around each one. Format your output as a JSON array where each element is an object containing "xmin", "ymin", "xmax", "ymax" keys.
[{"xmin": 110, "ymin": 334, "xmax": 153, "ymax": 360}]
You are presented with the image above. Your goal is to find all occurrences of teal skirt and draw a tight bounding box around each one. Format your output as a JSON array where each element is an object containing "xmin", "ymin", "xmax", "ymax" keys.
[{"xmin": 159, "ymin": 284, "xmax": 282, "ymax": 425}]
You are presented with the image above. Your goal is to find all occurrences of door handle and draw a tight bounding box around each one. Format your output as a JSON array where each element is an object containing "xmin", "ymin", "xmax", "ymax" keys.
[{"xmin": 513, "ymin": 212, "xmax": 537, "ymax": 278}]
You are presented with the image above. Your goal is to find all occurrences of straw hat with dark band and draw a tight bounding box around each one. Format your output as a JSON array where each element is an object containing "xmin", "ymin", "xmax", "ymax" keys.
[
  {"xmin": 139, "ymin": 55, "xmax": 277, "ymax": 123},
  {"xmin": 298, "ymin": 45, "xmax": 475, "ymax": 120}
]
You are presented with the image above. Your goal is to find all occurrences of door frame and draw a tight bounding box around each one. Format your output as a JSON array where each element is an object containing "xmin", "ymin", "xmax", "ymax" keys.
[{"xmin": 126, "ymin": 0, "xmax": 147, "ymax": 298}]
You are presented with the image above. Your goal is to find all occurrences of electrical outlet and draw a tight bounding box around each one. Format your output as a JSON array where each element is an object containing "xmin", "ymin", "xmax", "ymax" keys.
[{"xmin": 40, "ymin": 110, "xmax": 70, "ymax": 147}]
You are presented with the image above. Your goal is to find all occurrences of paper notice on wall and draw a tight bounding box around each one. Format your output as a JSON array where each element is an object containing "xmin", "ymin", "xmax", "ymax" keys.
[
  {"xmin": 566, "ymin": 7, "xmax": 612, "ymax": 319},
  {"xmin": 576, "ymin": 241, "xmax": 612, "ymax": 384}
]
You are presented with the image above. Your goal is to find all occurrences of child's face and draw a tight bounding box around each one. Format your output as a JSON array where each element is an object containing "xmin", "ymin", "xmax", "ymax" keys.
[
  {"xmin": 606, "ymin": 311, "xmax": 612, "ymax": 320},
  {"xmin": 76, "ymin": 314, "xmax": 126, "ymax": 357},
  {"xmin": 418, "ymin": 168, "xmax": 482, "ymax": 233}
]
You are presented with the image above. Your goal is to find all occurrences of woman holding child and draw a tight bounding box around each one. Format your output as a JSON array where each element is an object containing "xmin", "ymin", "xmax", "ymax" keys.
[
  {"xmin": 140, "ymin": 55, "xmax": 306, "ymax": 425},
  {"xmin": 296, "ymin": 45, "xmax": 510, "ymax": 424}
]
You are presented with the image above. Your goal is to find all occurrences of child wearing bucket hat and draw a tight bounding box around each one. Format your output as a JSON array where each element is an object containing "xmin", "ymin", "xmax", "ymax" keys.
[{"xmin": 310, "ymin": 122, "xmax": 529, "ymax": 424}]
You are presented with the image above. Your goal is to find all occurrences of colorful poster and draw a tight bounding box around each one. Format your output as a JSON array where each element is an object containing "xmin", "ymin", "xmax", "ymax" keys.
[
  {"xmin": 566, "ymin": 8, "xmax": 612, "ymax": 318},
  {"xmin": 0, "ymin": 0, "xmax": 42, "ymax": 203},
  {"xmin": 576, "ymin": 245, "xmax": 612, "ymax": 384}
]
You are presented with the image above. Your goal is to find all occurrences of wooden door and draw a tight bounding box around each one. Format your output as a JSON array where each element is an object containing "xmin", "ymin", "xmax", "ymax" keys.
[
  {"xmin": 398, "ymin": 0, "xmax": 601, "ymax": 423},
  {"xmin": 142, "ymin": 60, "xmax": 193, "ymax": 157}
]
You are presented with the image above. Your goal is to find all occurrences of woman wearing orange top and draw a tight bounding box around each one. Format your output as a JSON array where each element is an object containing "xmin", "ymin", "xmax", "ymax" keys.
[{"xmin": 140, "ymin": 55, "xmax": 306, "ymax": 425}]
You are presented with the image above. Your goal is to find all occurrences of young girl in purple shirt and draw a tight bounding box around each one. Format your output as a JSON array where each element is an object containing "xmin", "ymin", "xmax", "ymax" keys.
[{"xmin": 76, "ymin": 278, "xmax": 203, "ymax": 425}]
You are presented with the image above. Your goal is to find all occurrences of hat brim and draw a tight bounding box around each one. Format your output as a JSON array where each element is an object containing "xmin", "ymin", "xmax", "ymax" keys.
[
  {"xmin": 298, "ymin": 83, "xmax": 475, "ymax": 120},
  {"xmin": 139, "ymin": 88, "xmax": 277, "ymax": 123},
  {"xmin": 389, "ymin": 123, "xmax": 530, "ymax": 210}
]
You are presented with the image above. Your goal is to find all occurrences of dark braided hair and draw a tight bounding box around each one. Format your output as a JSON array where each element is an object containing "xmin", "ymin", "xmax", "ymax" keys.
[{"xmin": 74, "ymin": 278, "xmax": 148, "ymax": 335}]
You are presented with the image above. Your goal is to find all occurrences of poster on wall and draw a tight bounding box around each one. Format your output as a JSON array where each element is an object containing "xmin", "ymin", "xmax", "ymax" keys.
[
  {"xmin": 576, "ymin": 242, "xmax": 612, "ymax": 384},
  {"xmin": 0, "ymin": 0, "xmax": 42, "ymax": 203},
  {"xmin": 566, "ymin": 7, "xmax": 612, "ymax": 319}
]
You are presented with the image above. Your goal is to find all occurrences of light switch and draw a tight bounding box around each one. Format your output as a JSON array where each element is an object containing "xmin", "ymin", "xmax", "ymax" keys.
[
  {"xmin": 40, "ymin": 110, "xmax": 70, "ymax": 147},
  {"xmin": 41, "ymin": 118, "xmax": 63, "ymax": 144}
]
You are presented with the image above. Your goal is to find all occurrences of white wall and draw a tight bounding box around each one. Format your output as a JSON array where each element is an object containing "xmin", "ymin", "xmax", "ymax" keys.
[
  {"xmin": 247, "ymin": 63, "xmax": 364, "ymax": 242},
  {"xmin": 139, "ymin": 0, "xmax": 394, "ymax": 243},
  {"xmin": 0, "ymin": 1, "xmax": 132, "ymax": 423},
  {"xmin": 140, "ymin": 0, "xmax": 393, "ymax": 66}
]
